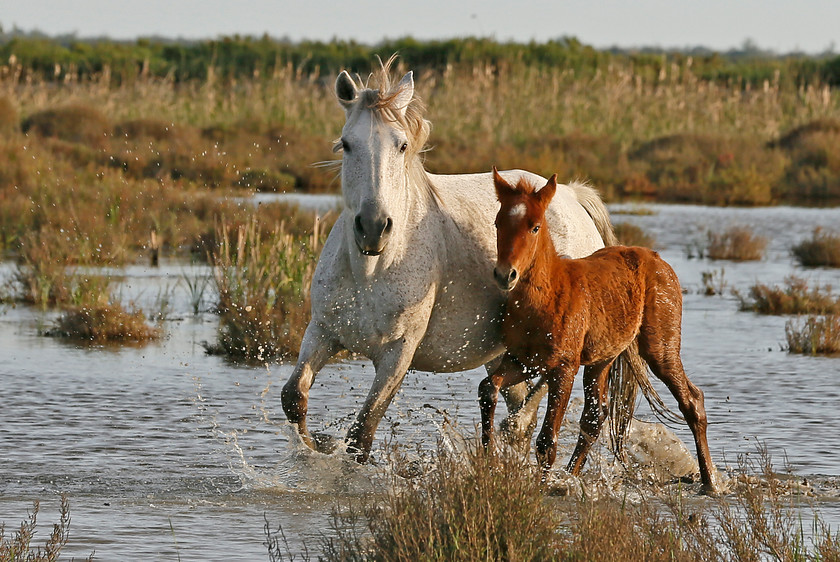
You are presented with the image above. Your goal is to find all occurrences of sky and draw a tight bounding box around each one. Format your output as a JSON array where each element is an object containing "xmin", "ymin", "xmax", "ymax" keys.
[{"xmin": 2, "ymin": 0, "xmax": 839, "ymax": 55}]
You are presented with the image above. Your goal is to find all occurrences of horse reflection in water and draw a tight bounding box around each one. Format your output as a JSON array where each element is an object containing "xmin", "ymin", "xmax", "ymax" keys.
[
  {"xmin": 483, "ymin": 169, "xmax": 719, "ymax": 494},
  {"xmin": 281, "ymin": 57, "xmax": 646, "ymax": 462}
]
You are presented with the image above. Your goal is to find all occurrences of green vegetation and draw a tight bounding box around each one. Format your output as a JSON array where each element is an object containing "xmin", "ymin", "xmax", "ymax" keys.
[
  {"xmin": 736, "ymin": 275, "xmax": 840, "ymax": 315},
  {"xmin": 792, "ymin": 228, "xmax": 840, "ymax": 267},
  {"xmin": 206, "ymin": 215, "xmax": 332, "ymax": 362},
  {"xmin": 786, "ymin": 314, "xmax": 840, "ymax": 355}
]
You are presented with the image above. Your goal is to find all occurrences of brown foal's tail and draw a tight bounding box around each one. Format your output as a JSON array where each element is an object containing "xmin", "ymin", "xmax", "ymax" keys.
[{"xmin": 569, "ymin": 180, "xmax": 683, "ymax": 459}]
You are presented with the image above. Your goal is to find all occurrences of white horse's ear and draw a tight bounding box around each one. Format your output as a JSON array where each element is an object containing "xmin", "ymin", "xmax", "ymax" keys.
[
  {"xmin": 336, "ymin": 70, "xmax": 358, "ymax": 109},
  {"xmin": 393, "ymin": 71, "xmax": 414, "ymax": 118}
]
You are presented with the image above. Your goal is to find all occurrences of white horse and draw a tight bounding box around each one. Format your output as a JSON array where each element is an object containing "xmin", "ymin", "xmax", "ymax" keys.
[{"xmin": 281, "ymin": 59, "xmax": 646, "ymax": 462}]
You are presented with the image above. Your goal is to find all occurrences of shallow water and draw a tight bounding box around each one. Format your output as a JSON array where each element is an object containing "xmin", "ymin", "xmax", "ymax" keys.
[{"xmin": 2, "ymin": 203, "xmax": 840, "ymax": 559}]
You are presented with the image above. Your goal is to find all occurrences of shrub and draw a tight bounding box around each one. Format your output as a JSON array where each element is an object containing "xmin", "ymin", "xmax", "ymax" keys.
[
  {"xmin": 774, "ymin": 120, "xmax": 840, "ymax": 203},
  {"xmin": 785, "ymin": 314, "xmax": 840, "ymax": 355},
  {"xmin": 22, "ymin": 104, "xmax": 111, "ymax": 147},
  {"xmin": 614, "ymin": 222, "xmax": 656, "ymax": 248},
  {"xmin": 0, "ymin": 96, "xmax": 19, "ymax": 135},
  {"xmin": 207, "ymin": 215, "xmax": 326, "ymax": 362},
  {"xmin": 47, "ymin": 302, "xmax": 162, "ymax": 344},
  {"xmin": 321, "ymin": 446, "xmax": 566, "ymax": 561},
  {"xmin": 791, "ymin": 227, "xmax": 840, "ymax": 267},
  {"xmin": 236, "ymin": 168, "xmax": 297, "ymax": 192},
  {"xmin": 113, "ymin": 118, "xmax": 195, "ymax": 142},
  {"xmin": 273, "ymin": 443, "xmax": 840, "ymax": 562},
  {"xmin": 736, "ymin": 275, "xmax": 840, "ymax": 315},
  {"xmin": 706, "ymin": 226, "xmax": 767, "ymax": 261}
]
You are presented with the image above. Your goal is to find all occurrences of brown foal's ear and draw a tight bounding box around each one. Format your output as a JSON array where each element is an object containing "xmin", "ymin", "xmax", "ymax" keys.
[
  {"xmin": 536, "ymin": 173, "xmax": 558, "ymax": 208},
  {"xmin": 493, "ymin": 166, "xmax": 517, "ymax": 201}
]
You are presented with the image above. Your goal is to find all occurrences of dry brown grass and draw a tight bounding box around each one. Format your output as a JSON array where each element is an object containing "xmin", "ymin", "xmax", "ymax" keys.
[
  {"xmin": 22, "ymin": 103, "xmax": 112, "ymax": 147},
  {"xmin": 736, "ymin": 275, "xmax": 840, "ymax": 315},
  {"xmin": 614, "ymin": 222, "xmax": 656, "ymax": 248},
  {"xmin": 0, "ymin": 95, "xmax": 18, "ymax": 134},
  {"xmin": 268, "ymin": 443, "xmax": 840, "ymax": 562},
  {"xmin": 785, "ymin": 314, "xmax": 840, "ymax": 355},
  {"xmin": 48, "ymin": 302, "xmax": 162, "ymax": 344},
  {"xmin": 706, "ymin": 226, "xmax": 768, "ymax": 261},
  {"xmin": 0, "ymin": 495, "xmax": 93, "ymax": 562},
  {"xmin": 792, "ymin": 227, "xmax": 840, "ymax": 267}
]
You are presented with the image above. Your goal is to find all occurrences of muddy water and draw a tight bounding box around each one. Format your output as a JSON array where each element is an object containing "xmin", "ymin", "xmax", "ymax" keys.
[{"xmin": 2, "ymin": 204, "xmax": 840, "ymax": 560}]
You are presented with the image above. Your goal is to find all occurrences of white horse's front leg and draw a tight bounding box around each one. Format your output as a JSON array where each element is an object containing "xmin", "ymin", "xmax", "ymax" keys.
[
  {"xmin": 500, "ymin": 378, "xmax": 548, "ymax": 448},
  {"xmin": 281, "ymin": 322, "xmax": 342, "ymax": 450},
  {"xmin": 345, "ymin": 337, "xmax": 419, "ymax": 462}
]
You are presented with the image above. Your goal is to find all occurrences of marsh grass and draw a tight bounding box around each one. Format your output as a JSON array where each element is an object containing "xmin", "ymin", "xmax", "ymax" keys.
[
  {"xmin": 181, "ymin": 269, "xmax": 213, "ymax": 315},
  {"xmin": 207, "ymin": 215, "xmax": 328, "ymax": 362},
  {"xmin": 613, "ymin": 222, "xmax": 656, "ymax": 248},
  {"xmin": 700, "ymin": 269, "xmax": 728, "ymax": 296},
  {"xmin": 706, "ymin": 226, "xmax": 767, "ymax": 261},
  {"xmin": 0, "ymin": 495, "xmax": 93, "ymax": 562},
  {"xmin": 785, "ymin": 314, "xmax": 840, "ymax": 355},
  {"xmin": 2, "ymin": 52, "xmax": 840, "ymax": 209},
  {"xmin": 267, "ymin": 443, "xmax": 840, "ymax": 562},
  {"xmin": 47, "ymin": 302, "xmax": 162, "ymax": 344},
  {"xmin": 792, "ymin": 227, "xmax": 840, "ymax": 268},
  {"xmin": 736, "ymin": 275, "xmax": 840, "ymax": 315}
]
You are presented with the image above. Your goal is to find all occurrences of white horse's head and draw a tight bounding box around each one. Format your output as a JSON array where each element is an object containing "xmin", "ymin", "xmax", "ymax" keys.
[{"xmin": 333, "ymin": 59, "xmax": 434, "ymax": 256}]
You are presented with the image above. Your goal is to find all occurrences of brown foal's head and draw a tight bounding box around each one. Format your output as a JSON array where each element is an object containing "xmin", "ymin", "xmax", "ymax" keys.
[{"xmin": 492, "ymin": 167, "xmax": 557, "ymax": 291}]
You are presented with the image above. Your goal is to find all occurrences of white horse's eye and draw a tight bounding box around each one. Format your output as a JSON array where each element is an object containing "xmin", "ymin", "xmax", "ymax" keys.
[{"xmin": 399, "ymin": 142, "xmax": 408, "ymax": 153}]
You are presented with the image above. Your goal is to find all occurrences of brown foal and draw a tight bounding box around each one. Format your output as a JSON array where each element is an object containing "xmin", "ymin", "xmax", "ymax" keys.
[{"xmin": 481, "ymin": 168, "xmax": 718, "ymax": 494}]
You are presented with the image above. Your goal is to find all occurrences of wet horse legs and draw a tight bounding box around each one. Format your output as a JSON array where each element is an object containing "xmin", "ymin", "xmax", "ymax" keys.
[
  {"xmin": 535, "ymin": 364, "xmax": 577, "ymax": 474},
  {"xmin": 566, "ymin": 359, "xmax": 615, "ymax": 475},
  {"xmin": 281, "ymin": 324, "xmax": 341, "ymax": 449},
  {"xmin": 478, "ymin": 353, "xmax": 532, "ymax": 448},
  {"xmin": 639, "ymin": 343, "xmax": 719, "ymax": 494}
]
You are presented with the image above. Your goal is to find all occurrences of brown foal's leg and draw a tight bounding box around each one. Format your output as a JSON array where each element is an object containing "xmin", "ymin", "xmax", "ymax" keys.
[
  {"xmin": 535, "ymin": 363, "xmax": 577, "ymax": 474},
  {"xmin": 478, "ymin": 352, "xmax": 531, "ymax": 449},
  {"xmin": 639, "ymin": 341, "xmax": 718, "ymax": 494},
  {"xmin": 567, "ymin": 359, "xmax": 615, "ymax": 475}
]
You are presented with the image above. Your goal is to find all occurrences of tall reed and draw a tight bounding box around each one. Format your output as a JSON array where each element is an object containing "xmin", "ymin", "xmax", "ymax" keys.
[{"xmin": 208, "ymin": 215, "xmax": 328, "ymax": 362}]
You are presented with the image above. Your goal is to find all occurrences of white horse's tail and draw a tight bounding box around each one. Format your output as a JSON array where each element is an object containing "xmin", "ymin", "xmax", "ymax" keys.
[
  {"xmin": 568, "ymin": 180, "xmax": 620, "ymax": 247},
  {"xmin": 569, "ymin": 180, "xmax": 684, "ymax": 459}
]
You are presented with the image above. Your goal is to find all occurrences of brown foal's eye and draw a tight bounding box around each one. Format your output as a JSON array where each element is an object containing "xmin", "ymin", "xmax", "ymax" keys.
[{"xmin": 531, "ymin": 224, "xmax": 540, "ymax": 234}]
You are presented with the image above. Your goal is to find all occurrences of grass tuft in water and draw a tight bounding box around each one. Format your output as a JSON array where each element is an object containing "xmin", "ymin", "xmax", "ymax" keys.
[
  {"xmin": 700, "ymin": 268, "xmax": 728, "ymax": 296},
  {"xmin": 614, "ymin": 222, "xmax": 656, "ymax": 248},
  {"xmin": 792, "ymin": 227, "xmax": 840, "ymax": 268},
  {"xmin": 785, "ymin": 314, "xmax": 840, "ymax": 356},
  {"xmin": 706, "ymin": 225, "xmax": 767, "ymax": 261},
  {"xmin": 736, "ymin": 275, "xmax": 840, "ymax": 315},
  {"xmin": 206, "ymin": 215, "xmax": 327, "ymax": 362},
  {"xmin": 47, "ymin": 302, "xmax": 162, "ymax": 344}
]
